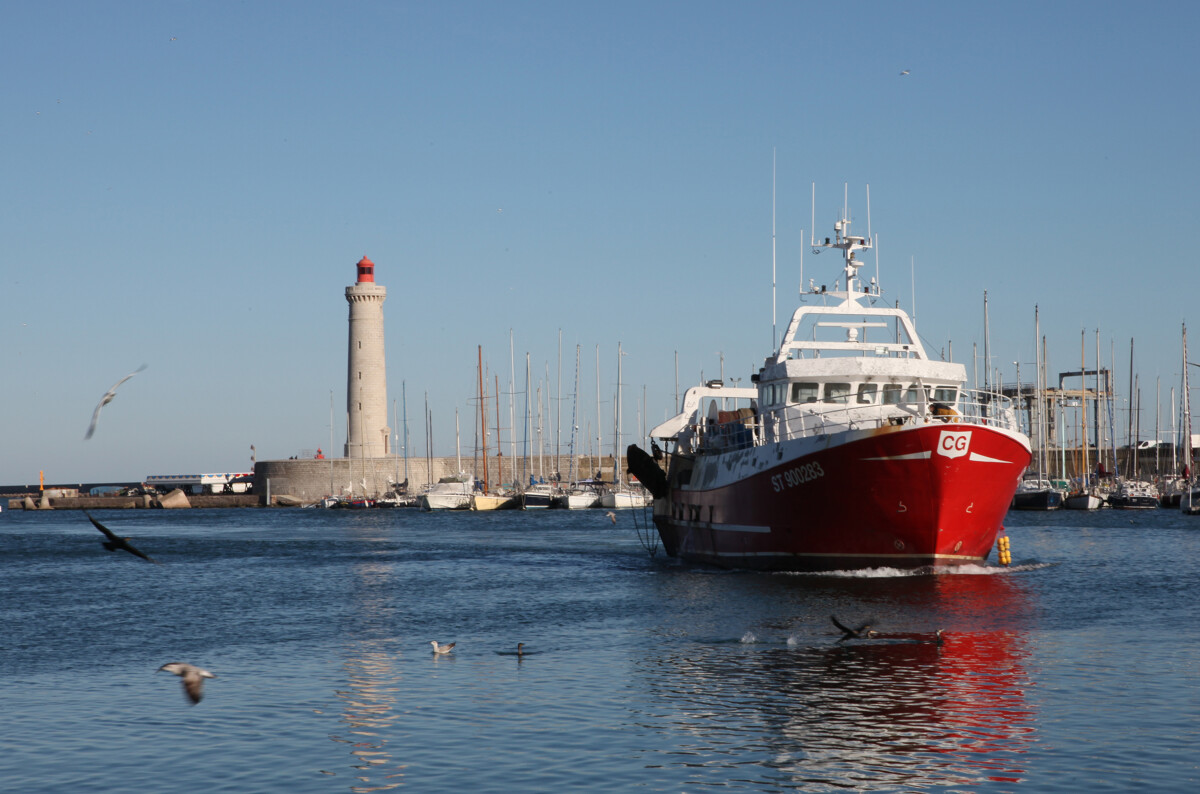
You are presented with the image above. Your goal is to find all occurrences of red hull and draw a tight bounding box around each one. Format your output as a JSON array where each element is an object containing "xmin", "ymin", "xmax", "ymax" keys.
[{"xmin": 654, "ymin": 423, "xmax": 1030, "ymax": 571}]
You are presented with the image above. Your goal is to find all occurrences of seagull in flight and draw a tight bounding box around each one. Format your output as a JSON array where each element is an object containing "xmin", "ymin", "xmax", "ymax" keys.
[
  {"xmin": 157, "ymin": 662, "xmax": 216, "ymax": 704},
  {"xmin": 85, "ymin": 364, "xmax": 147, "ymax": 439},
  {"xmin": 831, "ymin": 615, "xmax": 878, "ymax": 641},
  {"xmin": 900, "ymin": 69, "xmax": 910, "ymax": 76},
  {"xmin": 83, "ymin": 511, "xmax": 159, "ymax": 563},
  {"xmin": 430, "ymin": 641, "xmax": 456, "ymax": 654},
  {"xmin": 605, "ymin": 511, "xmax": 617, "ymax": 524}
]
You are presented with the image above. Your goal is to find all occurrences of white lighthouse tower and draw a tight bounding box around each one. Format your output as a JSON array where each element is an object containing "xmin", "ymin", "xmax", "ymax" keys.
[{"xmin": 345, "ymin": 255, "xmax": 390, "ymax": 459}]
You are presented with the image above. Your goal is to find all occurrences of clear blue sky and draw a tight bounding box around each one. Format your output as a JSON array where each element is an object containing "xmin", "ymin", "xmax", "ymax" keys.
[{"xmin": 3, "ymin": 1, "xmax": 1197, "ymax": 485}]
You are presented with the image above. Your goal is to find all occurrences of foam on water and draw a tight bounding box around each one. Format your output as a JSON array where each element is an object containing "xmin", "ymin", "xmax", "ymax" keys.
[{"xmin": 780, "ymin": 560, "xmax": 1056, "ymax": 578}]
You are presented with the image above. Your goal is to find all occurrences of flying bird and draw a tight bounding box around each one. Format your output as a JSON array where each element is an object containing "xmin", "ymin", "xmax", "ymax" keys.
[
  {"xmin": 900, "ymin": 69, "xmax": 910, "ymax": 76},
  {"xmin": 831, "ymin": 615, "xmax": 878, "ymax": 641},
  {"xmin": 605, "ymin": 511, "xmax": 617, "ymax": 524},
  {"xmin": 157, "ymin": 662, "xmax": 216, "ymax": 704},
  {"xmin": 430, "ymin": 641, "xmax": 456, "ymax": 654},
  {"xmin": 84, "ymin": 511, "xmax": 159, "ymax": 563},
  {"xmin": 84, "ymin": 364, "xmax": 147, "ymax": 439}
]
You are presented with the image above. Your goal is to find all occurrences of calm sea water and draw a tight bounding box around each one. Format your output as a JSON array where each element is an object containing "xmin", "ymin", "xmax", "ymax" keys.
[{"xmin": 2, "ymin": 505, "xmax": 1198, "ymax": 792}]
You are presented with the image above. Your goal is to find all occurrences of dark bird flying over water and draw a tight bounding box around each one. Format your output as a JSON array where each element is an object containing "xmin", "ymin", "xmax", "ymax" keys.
[
  {"xmin": 157, "ymin": 662, "xmax": 216, "ymax": 704},
  {"xmin": 831, "ymin": 615, "xmax": 878, "ymax": 641},
  {"xmin": 84, "ymin": 364, "xmax": 147, "ymax": 439},
  {"xmin": 84, "ymin": 511, "xmax": 159, "ymax": 563}
]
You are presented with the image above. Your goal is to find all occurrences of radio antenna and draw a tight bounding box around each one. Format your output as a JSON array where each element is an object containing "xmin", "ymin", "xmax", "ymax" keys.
[
  {"xmin": 772, "ymin": 148, "xmax": 777, "ymax": 350},
  {"xmin": 799, "ymin": 229, "xmax": 805, "ymax": 299},
  {"xmin": 866, "ymin": 183, "xmax": 872, "ymax": 242},
  {"xmin": 810, "ymin": 182, "xmax": 816, "ymax": 247},
  {"xmin": 910, "ymin": 255, "xmax": 916, "ymax": 329}
]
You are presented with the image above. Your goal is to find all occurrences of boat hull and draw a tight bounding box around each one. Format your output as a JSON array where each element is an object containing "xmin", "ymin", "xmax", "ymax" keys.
[
  {"xmin": 600, "ymin": 490, "xmax": 650, "ymax": 509},
  {"xmin": 521, "ymin": 490, "xmax": 558, "ymax": 509},
  {"xmin": 1108, "ymin": 496, "xmax": 1159, "ymax": 510},
  {"xmin": 471, "ymin": 494, "xmax": 516, "ymax": 511},
  {"xmin": 1012, "ymin": 489, "xmax": 1063, "ymax": 510},
  {"xmin": 1062, "ymin": 492, "xmax": 1104, "ymax": 510},
  {"xmin": 420, "ymin": 492, "xmax": 472, "ymax": 510},
  {"xmin": 653, "ymin": 422, "xmax": 1030, "ymax": 571},
  {"xmin": 559, "ymin": 492, "xmax": 600, "ymax": 509}
]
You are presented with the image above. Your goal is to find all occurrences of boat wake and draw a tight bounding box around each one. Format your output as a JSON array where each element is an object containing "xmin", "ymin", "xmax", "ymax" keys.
[{"xmin": 781, "ymin": 561, "xmax": 1056, "ymax": 579}]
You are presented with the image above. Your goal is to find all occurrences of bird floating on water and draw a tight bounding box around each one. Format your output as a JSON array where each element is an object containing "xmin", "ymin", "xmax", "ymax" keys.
[
  {"xmin": 84, "ymin": 364, "xmax": 147, "ymax": 439},
  {"xmin": 157, "ymin": 662, "xmax": 216, "ymax": 704},
  {"xmin": 831, "ymin": 615, "xmax": 878, "ymax": 641},
  {"xmin": 84, "ymin": 511, "xmax": 158, "ymax": 563},
  {"xmin": 430, "ymin": 641, "xmax": 456, "ymax": 654}
]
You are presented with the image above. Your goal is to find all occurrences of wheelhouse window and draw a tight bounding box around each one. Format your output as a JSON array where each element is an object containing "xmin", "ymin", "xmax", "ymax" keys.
[
  {"xmin": 824, "ymin": 383, "xmax": 851, "ymax": 404},
  {"xmin": 857, "ymin": 384, "xmax": 878, "ymax": 404},
  {"xmin": 882, "ymin": 384, "xmax": 903, "ymax": 404},
  {"xmin": 933, "ymin": 387, "xmax": 958, "ymax": 404},
  {"xmin": 790, "ymin": 382, "xmax": 819, "ymax": 404}
]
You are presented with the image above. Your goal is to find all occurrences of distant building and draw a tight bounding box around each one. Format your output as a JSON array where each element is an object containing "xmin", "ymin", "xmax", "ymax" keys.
[{"xmin": 145, "ymin": 473, "xmax": 253, "ymax": 495}]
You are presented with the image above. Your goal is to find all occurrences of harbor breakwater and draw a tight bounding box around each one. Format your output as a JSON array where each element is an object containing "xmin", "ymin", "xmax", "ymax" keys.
[
  {"xmin": 255, "ymin": 453, "xmax": 622, "ymax": 503},
  {"xmin": 5, "ymin": 454, "xmax": 626, "ymax": 509}
]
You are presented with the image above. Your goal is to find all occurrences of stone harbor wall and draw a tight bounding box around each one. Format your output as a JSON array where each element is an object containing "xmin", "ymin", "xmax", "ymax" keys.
[{"xmin": 254, "ymin": 454, "xmax": 624, "ymax": 503}]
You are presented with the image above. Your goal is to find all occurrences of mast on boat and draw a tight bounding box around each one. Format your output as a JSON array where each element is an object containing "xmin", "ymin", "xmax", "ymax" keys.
[
  {"xmin": 567, "ymin": 344, "xmax": 580, "ymax": 484},
  {"xmin": 1182, "ymin": 324, "xmax": 1194, "ymax": 511},
  {"xmin": 495, "ymin": 375, "xmax": 504, "ymax": 491},
  {"xmin": 478, "ymin": 345, "xmax": 488, "ymax": 493},
  {"xmin": 1080, "ymin": 329, "xmax": 1090, "ymax": 492}
]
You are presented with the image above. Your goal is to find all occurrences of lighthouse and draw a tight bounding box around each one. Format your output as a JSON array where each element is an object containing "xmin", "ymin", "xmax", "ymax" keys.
[{"xmin": 345, "ymin": 256, "xmax": 390, "ymax": 458}]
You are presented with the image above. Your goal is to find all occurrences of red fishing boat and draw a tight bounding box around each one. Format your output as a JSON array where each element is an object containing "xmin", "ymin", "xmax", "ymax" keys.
[{"xmin": 629, "ymin": 203, "xmax": 1031, "ymax": 570}]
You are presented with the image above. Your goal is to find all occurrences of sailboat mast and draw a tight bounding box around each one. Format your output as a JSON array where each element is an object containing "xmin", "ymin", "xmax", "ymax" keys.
[
  {"xmin": 495, "ymin": 374, "xmax": 503, "ymax": 491},
  {"xmin": 1182, "ymin": 324, "xmax": 1193, "ymax": 497},
  {"xmin": 1095, "ymin": 328, "xmax": 1105, "ymax": 474},
  {"xmin": 523, "ymin": 352, "xmax": 531, "ymax": 487},
  {"xmin": 1080, "ymin": 329, "xmax": 1089, "ymax": 488},
  {"xmin": 509, "ymin": 330, "xmax": 517, "ymax": 464},
  {"xmin": 557, "ymin": 329, "xmax": 562, "ymax": 479},
  {"xmin": 478, "ymin": 345, "xmax": 488, "ymax": 492},
  {"xmin": 595, "ymin": 344, "xmax": 601, "ymax": 481},
  {"xmin": 567, "ymin": 343, "xmax": 580, "ymax": 484},
  {"xmin": 424, "ymin": 393, "xmax": 432, "ymax": 490},
  {"xmin": 1128, "ymin": 338, "xmax": 1135, "ymax": 473},
  {"xmin": 1035, "ymin": 306, "xmax": 1045, "ymax": 476},
  {"xmin": 402, "ymin": 381, "xmax": 409, "ymax": 486},
  {"xmin": 615, "ymin": 341, "xmax": 623, "ymax": 485}
]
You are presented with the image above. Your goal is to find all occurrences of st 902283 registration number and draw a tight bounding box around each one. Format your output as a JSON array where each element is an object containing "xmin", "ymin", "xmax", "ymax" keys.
[{"xmin": 770, "ymin": 462, "xmax": 825, "ymax": 492}]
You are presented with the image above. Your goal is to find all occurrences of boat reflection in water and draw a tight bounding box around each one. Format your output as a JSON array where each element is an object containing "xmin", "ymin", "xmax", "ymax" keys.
[
  {"xmin": 635, "ymin": 569, "xmax": 1036, "ymax": 789},
  {"xmin": 329, "ymin": 643, "xmax": 406, "ymax": 793}
]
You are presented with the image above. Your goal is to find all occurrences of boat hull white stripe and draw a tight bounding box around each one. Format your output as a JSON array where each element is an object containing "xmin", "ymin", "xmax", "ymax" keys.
[
  {"xmin": 676, "ymin": 520, "xmax": 770, "ymax": 534},
  {"xmin": 860, "ymin": 451, "xmax": 932, "ymax": 461},
  {"xmin": 968, "ymin": 452, "xmax": 1012, "ymax": 463}
]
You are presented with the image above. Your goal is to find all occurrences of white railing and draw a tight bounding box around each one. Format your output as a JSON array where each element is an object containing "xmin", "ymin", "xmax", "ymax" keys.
[{"xmin": 681, "ymin": 388, "xmax": 1019, "ymax": 455}]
